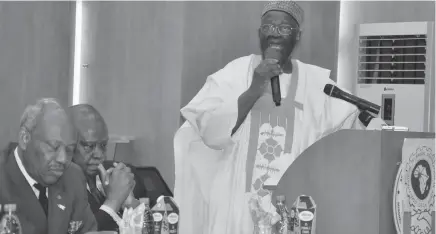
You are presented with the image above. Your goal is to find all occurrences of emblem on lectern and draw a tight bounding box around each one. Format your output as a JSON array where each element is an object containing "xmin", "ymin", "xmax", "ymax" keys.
[
  {"xmin": 394, "ymin": 165, "xmax": 405, "ymax": 234},
  {"xmin": 394, "ymin": 139, "xmax": 435, "ymax": 234}
]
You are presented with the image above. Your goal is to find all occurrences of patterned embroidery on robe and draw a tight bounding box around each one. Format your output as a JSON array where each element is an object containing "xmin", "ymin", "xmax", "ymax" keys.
[{"xmin": 251, "ymin": 113, "xmax": 288, "ymax": 198}]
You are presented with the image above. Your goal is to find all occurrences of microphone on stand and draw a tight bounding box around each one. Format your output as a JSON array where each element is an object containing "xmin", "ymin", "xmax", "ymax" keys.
[
  {"xmin": 265, "ymin": 46, "xmax": 283, "ymax": 106},
  {"xmin": 323, "ymin": 84, "xmax": 381, "ymax": 115},
  {"xmin": 358, "ymin": 110, "xmax": 374, "ymax": 127},
  {"xmin": 358, "ymin": 110, "xmax": 389, "ymax": 130}
]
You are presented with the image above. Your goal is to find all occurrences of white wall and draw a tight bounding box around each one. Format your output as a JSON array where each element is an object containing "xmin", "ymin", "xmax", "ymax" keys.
[
  {"xmin": 0, "ymin": 2, "xmax": 74, "ymax": 148},
  {"xmin": 78, "ymin": 1, "xmax": 342, "ymax": 190}
]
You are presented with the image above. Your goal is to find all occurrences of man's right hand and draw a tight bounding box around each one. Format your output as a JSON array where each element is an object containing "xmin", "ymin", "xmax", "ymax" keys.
[
  {"xmin": 232, "ymin": 59, "xmax": 283, "ymax": 136},
  {"xmin": 249, "ymin": 59, "xmax": 282, "ymax": 96},
  {"xmin": 102, "ymin": 163, "xmax": 135, "ymax": 212}
]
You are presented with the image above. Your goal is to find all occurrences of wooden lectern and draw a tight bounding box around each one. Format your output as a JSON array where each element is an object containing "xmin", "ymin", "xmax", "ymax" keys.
[{"xmin": 273, "ymin": 129, "xmax": 435, "ymax": 234}]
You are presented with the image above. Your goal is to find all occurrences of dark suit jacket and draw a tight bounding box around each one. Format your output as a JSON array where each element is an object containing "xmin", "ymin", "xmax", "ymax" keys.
[
  {"xmin": 0, "ymin": 149, "xmax": 98, "ymax": 234},
  {"xmin": 88, "ymin": 160, "xmax": 147, "ymax": 231}
]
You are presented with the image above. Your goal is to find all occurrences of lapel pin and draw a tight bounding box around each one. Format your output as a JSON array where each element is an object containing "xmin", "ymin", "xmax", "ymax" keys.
[{"xmin": 58, "ymin": 204, "xmax": 65, "ymax": 210}]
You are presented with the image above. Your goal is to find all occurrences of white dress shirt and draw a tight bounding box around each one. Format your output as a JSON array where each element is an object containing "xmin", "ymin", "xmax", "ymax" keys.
[{"xmin": 14, "ymin": 147, "xmax": 48, "ymax": 198}]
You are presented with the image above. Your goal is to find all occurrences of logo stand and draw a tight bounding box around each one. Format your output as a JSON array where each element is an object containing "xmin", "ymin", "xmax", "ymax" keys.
[{"xmin": 394, "ymin": 139, "xmax": 435, "ymax": 234}]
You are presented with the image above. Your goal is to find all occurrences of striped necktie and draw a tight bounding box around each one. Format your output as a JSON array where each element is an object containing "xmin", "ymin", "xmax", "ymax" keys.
[{"xmin": 34, "ymin": 183, "xmax": 48, "ymax": 216}]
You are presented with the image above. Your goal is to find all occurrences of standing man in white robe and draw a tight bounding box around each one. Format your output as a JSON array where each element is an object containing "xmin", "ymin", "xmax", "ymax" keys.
[{"xmin": 174, "ymin": 1, "xmax": 363, "ymax": 234}]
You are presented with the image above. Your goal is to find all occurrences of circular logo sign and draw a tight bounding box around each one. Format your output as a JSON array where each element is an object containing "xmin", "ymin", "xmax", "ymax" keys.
[
  {"xmin": 404, "ymin": 147, "xmax": 434, "ymax": 209},
  {"xmin": 167, "ymin": 213, "xmax": 179, "ymax": 224},
  {"xmin": 153, "ymin": 212, "xmax": 163, "ymax": 222},
  {"xmin": 298, "ymin": 211, "xmax": 314, "ymax": 222},
  {"xmin": 394, "ymin": 144, "xmax": 435, "ymax": 234}
]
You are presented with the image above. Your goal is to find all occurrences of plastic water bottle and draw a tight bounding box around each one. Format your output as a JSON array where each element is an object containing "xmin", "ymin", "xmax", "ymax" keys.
[
  {"xmin": 0, "ymin": 204, "xmax": 22, "ymax": 234},
  {"xmin": 276, "ymin": 195, "xmax": 290, "ymax": 234},
  {"xmin": 0, "ymin": 204, "xmax": 3, "ymax": 234},
  {"xmin": 140, "ymin": 198, "xmax": 153, "ymax": 234}
]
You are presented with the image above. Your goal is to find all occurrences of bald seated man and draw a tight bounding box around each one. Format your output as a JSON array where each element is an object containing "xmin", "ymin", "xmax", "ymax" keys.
[
  {"xmin": 0, "ymin": 98, "xmax": 97, "ymax": 234},
  {"xmin": 68, "ymin": 104, "xmax": 147, "ymax": 232}
]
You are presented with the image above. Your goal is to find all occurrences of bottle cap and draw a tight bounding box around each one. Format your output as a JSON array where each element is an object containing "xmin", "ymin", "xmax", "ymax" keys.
[
  {"xmin": 4, "ymin": 204, "xmax": 16, "ymax": 212},
  {"xmin": 140, "ymin": 197, "xmax": 150, "ymax": 205},
  {"xmin": 276, "ymin": 195, "xmax": 286, "ymax": 202}
]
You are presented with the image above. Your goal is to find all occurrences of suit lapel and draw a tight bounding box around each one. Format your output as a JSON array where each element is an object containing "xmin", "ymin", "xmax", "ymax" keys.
[
  {"xmin": 87, "ymin": 189, "xmax": 101, "ymax": 213},
  {"xmin": 5, "ymin": 151, "xmax": 48, "ymax": 233},
  {"xmin": 48, "ymin": 182, "xmax": 70, "ymax": 234}
]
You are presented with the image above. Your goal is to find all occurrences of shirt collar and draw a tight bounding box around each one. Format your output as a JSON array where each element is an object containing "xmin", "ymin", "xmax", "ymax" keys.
[{"xmin": 14, "ymin": 147, "xmax": 38, "ymax": 187}]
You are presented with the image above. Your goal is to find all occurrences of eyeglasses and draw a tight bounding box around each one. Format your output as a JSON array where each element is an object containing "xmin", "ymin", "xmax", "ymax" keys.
[
  {"xmin": 79, "ymin": 140, "xmax": 107, "ymax": 153},
  {"xmin": 260, "ymin": 24, "xmax": 299, "ymax": 36}
]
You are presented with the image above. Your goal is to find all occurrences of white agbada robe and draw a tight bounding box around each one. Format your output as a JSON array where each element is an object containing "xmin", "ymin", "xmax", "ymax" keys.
[{"xmin": 174, "ymin": 54, "xmax": 361, "ymax": 234}]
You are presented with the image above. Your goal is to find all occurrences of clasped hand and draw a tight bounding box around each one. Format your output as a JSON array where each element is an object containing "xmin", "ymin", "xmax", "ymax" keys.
[{"xmin": 98, "ymin": 162, "xmax": 136, "ymax": 211}]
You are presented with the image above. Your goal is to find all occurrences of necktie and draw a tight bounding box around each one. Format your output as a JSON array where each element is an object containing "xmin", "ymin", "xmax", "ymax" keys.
[
  {"xmin": 34, "ymin": 183, "xmax": 48, "ymax": 216},
  {"xmin": 90, "ymin": 186, "xmax": 105, "ymax": 205}
]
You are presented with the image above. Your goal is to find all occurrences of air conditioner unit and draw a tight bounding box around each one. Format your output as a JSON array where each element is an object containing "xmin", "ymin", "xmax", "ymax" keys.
[{"xmin": 356, "ymin": 21, "xmax": 434, "ymax": 132}]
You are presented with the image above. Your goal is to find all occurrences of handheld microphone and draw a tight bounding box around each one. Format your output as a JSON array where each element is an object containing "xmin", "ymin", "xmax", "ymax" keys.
[
  {"xmin": 323, "ymin": 84, "xmax": 381, "ymax": 115},
  {"xmin": 265, "ymin": 46, "xmax": 283, "ymax": 106}
]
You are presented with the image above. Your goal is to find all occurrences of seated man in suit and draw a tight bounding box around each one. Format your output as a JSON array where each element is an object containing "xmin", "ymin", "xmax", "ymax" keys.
[
  {"xmin": 0, "ymin": 98, "xmax": 97, "ymax": 234},
  {"xmin": 68, "ymin": 104, "xmax": 146, "ymax": 231}
]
